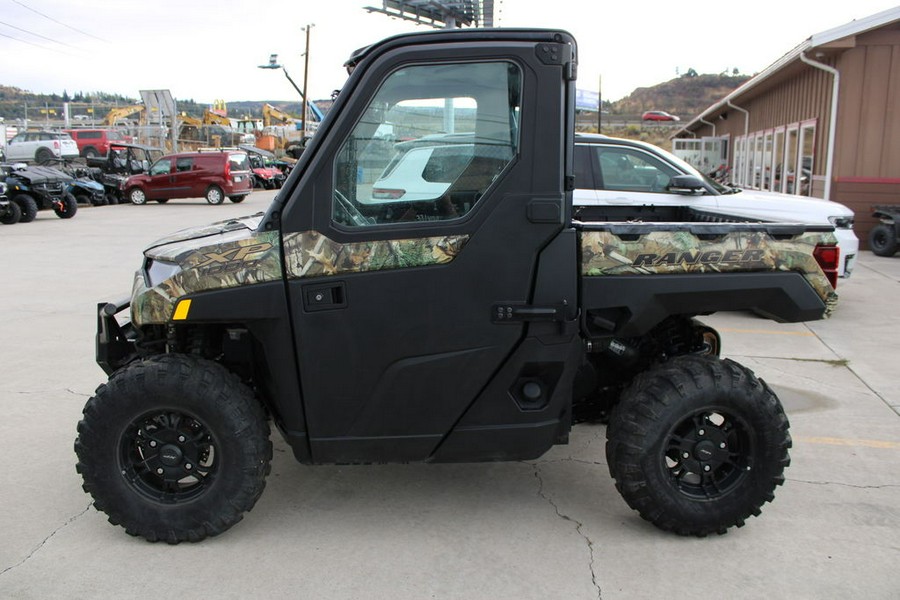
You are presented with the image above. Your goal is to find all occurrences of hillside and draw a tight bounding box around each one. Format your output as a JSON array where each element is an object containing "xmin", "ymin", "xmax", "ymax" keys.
[{"xmin": 610, "ymin": 72, "xmax": 751, "ymax": 118}]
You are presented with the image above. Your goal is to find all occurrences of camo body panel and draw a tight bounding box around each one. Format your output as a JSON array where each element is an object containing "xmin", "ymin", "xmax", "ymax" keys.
[
  {"xmin": 282, "ymin": 231, "xmax": 469, "ymax": 279},
  {"xmin": 581, "ymin": 228, "xmax": 839, "ymax": 315},
  {"xmin": 132, "ymin": 228, "xmax": 470, "ymax": 325},
  {"xmin": 132, "ymin": 230, "xmax": 282, "ymax": 326}
]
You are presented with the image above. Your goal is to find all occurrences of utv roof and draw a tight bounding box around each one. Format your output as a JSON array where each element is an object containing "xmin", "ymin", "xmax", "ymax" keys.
[
  {"xmin": 108, "ymin": 142, "xmax": 160, "ymax": 151},
  {"xmin": 238, "ymin": 144, "xmax": 276, "ymax": 158},
  {"xmin": 344, "ymin": 28, "xmax": 574, "ymax": 69}
]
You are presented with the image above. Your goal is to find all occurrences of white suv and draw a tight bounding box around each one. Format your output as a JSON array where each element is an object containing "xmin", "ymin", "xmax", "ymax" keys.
[
  {"xmin": 5, "ymin": 131, "xmax": 79, "ymax": 164},
  {"xmin": 574, "ymin": 134, "xmax": 859, "ymax": 277}
]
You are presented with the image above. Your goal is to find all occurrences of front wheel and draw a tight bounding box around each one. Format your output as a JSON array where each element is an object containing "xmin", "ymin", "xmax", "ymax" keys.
[
  {"xmin": 0, "ymin": 201, "xmax": 21, "ymax": 225},
  {"xmin": 868, "ymin": 224, "xmax": 897, "ymax": 257},
  {"xmin": 205, "ymin": 185, "xmax": 224, "ymax": 205},
  {"xmin": 128, "ymin": 187, "xmax": 147, "ymax": 205},
  {"xmin": 11, "ymin": 194, "xmax": 38, "ymax": 223},
  {"xmin": 75, "ymin": 354, "xmax": 272, "ymax": 543},
  {"xmin": 54, "ymin": 192, "xmax": 78, "ymax": 219},
  {"xmin": 606, "ymin": 355, "xmax": 790, "ymax": 536}
]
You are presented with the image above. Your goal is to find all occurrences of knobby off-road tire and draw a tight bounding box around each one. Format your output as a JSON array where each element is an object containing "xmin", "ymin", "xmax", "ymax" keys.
[
  {"xmin": 54, "ymin": 192, "xmax": 78, "ymax": 219},
  {"xmin": 606, "ymin": 355, "xmax": 790, "ymax": 536},
  {"xmin": 1, "ymin": 201, "xmax": 21, "ymax": 224},
  {"xmin": 868, "ymin": 224, "xmax": 898, "ymax": 257},
  {"xmin": 75, "ymin": 354, "xmax": 273, "ymax": 543},
  {"xmin": 11, "ymin": 193, "xmax": 38, "ymax": 223}
]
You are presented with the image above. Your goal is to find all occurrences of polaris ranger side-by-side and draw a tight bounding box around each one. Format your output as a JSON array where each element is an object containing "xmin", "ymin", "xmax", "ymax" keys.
[{"xmin": 76, "ymin": 29, "xmax": 841, "ymax": 543}]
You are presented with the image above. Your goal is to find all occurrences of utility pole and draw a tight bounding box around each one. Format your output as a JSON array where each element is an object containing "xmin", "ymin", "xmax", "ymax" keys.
[
  {"xmin": 597, "ymin": 75, "xmax": 602, "ymax": 133},
  {"xmin": 301, "ymin": 23, "xmax": 314, "ymax": 139}
]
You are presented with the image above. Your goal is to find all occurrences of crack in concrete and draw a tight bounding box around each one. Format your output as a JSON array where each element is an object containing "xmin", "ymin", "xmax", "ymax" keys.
[
  {"xmin": 0, "ymin": 503, "xmax": 92, "ymax": 578},
  {"xmin": 65, "ymin": 388, "xmax": 92, "ymax": 399},
  {"xmin": 529, "ymin": 463, "xmax": 602, "ymax": 599},
  {"xmin": 788, "ymin": 478, "xmax": 900, "ymax": 490}
]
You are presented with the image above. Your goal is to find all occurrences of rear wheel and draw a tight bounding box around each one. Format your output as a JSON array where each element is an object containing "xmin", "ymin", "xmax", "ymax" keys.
[
  {"xmin": 128, "ymin": 187, "xmax": 147, "ymax": 205},
  {"xmin": 0, "ymin": 201, "xmax": 21, "ymax": 225},
  {"xmin": 205, "ymin": 185, "xmax": 224, "ymax": 205},
  {"xmin": 54, "ymin": 192, "xmax": 78, "ymax": 218},
  {"xmin": 606, "ymin": 355, "xmax": 790, "ymax": 536},
  {"xmin": 75, "ymin": 354, "xmax": 272, "ymax": 543},
  {"xmin": 11, "ymin": 194, "xmax": 38, "ymax": 223},
  {"xmin": 868, "ymin": 224, "xmax": 897, "ymax": 257},
  {"xmin": 83, "ymin": 147, "xmax": 100, "ymax": 159},
  {"xmin": 35, "ymin": 148, "xmax": 53, "ymax": 164}
]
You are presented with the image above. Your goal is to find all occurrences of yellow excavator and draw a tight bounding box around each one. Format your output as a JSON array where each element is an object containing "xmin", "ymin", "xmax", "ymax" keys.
[
  {"xmin": 202, "ymin": 109, "xmax": 232, "ymax": 126},
  {"xmin": 103, "ymin": 105, "xmax": 144, "ymax": 126},
  {"xmin": 262, "ymin": 103, "xmax": 296, "ymax": 127}
]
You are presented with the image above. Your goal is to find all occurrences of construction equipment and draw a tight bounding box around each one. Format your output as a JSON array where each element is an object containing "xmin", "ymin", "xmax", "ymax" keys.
[
  {"xmin": 262, "ymin": 103, "xmax": 296, "ymax": 127},
  {"xmin": 103, "ymin": 105, "xmax": 144, "ymax": 126}
]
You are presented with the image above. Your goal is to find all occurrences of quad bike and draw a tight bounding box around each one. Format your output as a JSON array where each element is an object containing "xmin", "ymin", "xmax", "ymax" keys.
[
  {"xmin": 869, "ymin": 205, "xmax": 900, "ymax": 257},
  {"xmin": 2, "ymin": 163, "xmax": 77, "ymax": 221}
]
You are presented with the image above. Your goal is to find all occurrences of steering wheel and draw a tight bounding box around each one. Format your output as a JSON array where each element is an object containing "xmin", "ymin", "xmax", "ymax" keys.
[{"xmin": 334, "ymin": 189, "xmax": 373, "ymax": 227}]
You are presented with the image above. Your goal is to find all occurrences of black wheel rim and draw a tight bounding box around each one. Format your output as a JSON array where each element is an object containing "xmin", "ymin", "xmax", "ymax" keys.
[
  {"xmin": 871, "ymin": 230, "xmax": 888, "ymax": 251},
  {"xmin": 119, "ymin": 409, "xmax": 218, "ymax": 503},
  {"xmin": 663, "ymin": 408, "xmax": 752, "ymax": 500}
]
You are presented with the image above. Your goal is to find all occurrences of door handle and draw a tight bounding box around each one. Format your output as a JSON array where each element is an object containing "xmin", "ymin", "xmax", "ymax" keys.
[{"xmin": 303, "ymin": 282, "xmax": 347, "ymax": 312}]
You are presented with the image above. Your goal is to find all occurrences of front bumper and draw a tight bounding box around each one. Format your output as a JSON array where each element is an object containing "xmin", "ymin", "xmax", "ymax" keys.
[{"xmin": 96, "ymin": 295, "xmax": 136, "ymax": 375}]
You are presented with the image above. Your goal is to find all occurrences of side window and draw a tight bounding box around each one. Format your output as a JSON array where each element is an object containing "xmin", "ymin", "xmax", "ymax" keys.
[
  {"xmin": 175, "ymin": 157, "xmax": 193, "ymax": 172},
  {"xmin": 333, "ymin": 61, "xmax": 521, "ymax": 227},
  {"xmin": 595, "ymin": 147, "xmax": 679, "ymax": 193}
]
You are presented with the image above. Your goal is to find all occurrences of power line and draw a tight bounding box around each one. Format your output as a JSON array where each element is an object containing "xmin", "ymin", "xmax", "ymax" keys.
[
  {"xmin": 0, "ymin": 29, "xmax": 66, "ymax": 53},
  {"xmin": 10, "ymin": 0, "xmax": 110, "ymax": 43},
  {"xmin": 0, "ymin": 18, "xmax": 79, "ymax": 48}
]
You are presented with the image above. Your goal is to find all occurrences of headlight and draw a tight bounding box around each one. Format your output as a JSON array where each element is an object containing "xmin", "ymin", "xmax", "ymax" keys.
[
  {"xmin": 0, "ymin": 181, "xmax": 6, "ymax": 195},
  {"xmin": 828, "ymin": 215, "xmax": 854, "ymax": 229},
  {"xmin": 145, "ymin": 258, "xmax": 182, "ymax": 287}
]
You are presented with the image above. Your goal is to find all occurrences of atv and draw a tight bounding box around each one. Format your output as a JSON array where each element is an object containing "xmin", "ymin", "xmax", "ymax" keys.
[
  {"xmin": 869, "ymin": 205, "xmax": 900, "ymax": 257},
  {"xmin": 0, "ymin": 180, "xmax": 21, "ymax": 225},
  {"xmin": 2, "ymin": 163, "xmax": 78, "ymax": 221}
]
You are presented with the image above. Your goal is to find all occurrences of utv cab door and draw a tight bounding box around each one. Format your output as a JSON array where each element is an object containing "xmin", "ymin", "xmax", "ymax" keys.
[{"xmin": 279, "ymin": 32, "xmax": 580, "ymax": 464}]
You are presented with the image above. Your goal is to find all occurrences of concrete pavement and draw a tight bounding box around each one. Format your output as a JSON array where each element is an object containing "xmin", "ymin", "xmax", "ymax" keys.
[{"xmin": 0, "ymin": 195, "xmax": 897, "ymax": 599}]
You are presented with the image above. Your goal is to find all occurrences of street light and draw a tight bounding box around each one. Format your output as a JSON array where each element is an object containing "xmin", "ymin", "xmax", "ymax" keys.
[{"xmin": 258, "ymin": 54, "xmax": 305, "ymax": 102}]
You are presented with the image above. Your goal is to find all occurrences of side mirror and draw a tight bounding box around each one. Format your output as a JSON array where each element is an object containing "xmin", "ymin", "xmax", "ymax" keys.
[{"xmin": 667, "ymin": 174, "xmax": 706, "ymax": 195}]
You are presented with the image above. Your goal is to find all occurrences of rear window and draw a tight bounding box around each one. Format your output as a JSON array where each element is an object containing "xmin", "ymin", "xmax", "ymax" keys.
[{"xmin": 228, "ymin": 152, "xmax": 249, "ymax": 171}]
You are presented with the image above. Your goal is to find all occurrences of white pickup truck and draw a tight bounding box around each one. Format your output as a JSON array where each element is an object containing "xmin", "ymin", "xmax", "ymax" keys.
[{"xmin": 573, "ymin": 134, "xmax": 859, "ymax": 277}]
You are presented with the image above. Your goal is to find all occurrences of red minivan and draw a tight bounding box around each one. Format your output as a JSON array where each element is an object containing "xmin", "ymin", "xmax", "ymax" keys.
[{"xmin": 123, "ymin": 150, "xmax": 253, "ymax": 205}]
